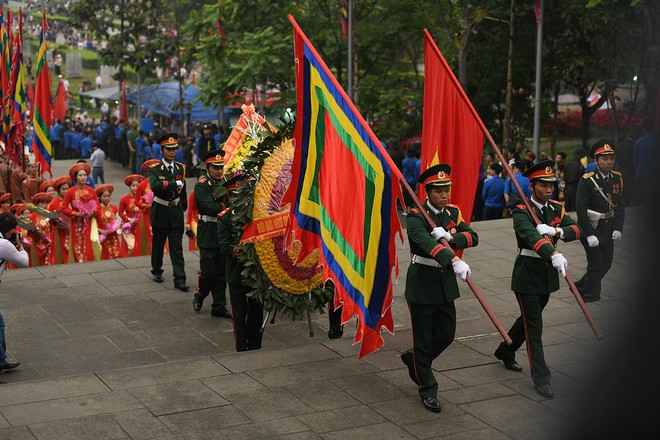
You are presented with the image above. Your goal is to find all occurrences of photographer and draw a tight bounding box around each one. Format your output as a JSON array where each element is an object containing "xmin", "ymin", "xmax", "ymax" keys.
[{"xmin": 0, "ymin": 212, "xmax": 29, "ymax": 379}]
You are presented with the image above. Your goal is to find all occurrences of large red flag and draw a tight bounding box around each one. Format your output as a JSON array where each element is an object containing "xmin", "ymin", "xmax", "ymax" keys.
[
  {"xmin": 53, "ymin": 78, "xmax": 66, "ymax": 120},
  {"xmin": 420, "ymin": 30, "xmax": 484, "ymax": 224}
]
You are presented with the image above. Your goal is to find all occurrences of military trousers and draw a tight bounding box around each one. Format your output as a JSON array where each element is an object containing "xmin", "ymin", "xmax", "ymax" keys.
[
  {"xmin": 405, "ymin": 300, "xmax": 456, "ymax": 399},
  {"xmin": 228, "ymin": 258, "xmax": 263, "ymax": 352},
  {"xmin": 499, "ymin": 292, "xmax": 551, "ymax": 386},
  {"xmin": 151, "ymin": 226, "xmax": 186, "ymax": 283},
  {"xmin": 194, "ymin": 246, "xmax": 227, "ymax": 312},
  {"xmin": 577, "ymin": 235, "xmax": 614, "ymax": 300}
]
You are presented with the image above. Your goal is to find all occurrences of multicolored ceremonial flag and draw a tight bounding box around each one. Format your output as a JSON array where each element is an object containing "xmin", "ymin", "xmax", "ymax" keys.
[
  {"xmin": 31, "ymin": 10, "xmax": 53, "ymax": 176},
  {"xmin": 8, "ymin": 9, "xmax": 27, "ymax": 164},
  {"xmin": 340, "ymin": 0, "xmax": 348, "ymax": 39},
  {"xmin": 420, "ymin": 30, "xmax": 484, "ymax": 224},
  {"xmin": 285, "ymin": 15, "xmax": 404, "ymax": 358}
]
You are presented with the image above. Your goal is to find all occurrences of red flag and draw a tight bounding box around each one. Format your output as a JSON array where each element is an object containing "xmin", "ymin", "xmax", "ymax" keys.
[
  {"xmin": 53, "ymin": 78, "xmax": 67, "ymax": 121},
  {"xmin": 534, "ymin": 0, "xmax": 542, "ymax": 26},
  {"xmin": 420, "ymin": 30, "xmax": 484, "ymax": 224},
  {"xmin": 121, "ymin": 80, "xmax": 128, "ymax": 121}
]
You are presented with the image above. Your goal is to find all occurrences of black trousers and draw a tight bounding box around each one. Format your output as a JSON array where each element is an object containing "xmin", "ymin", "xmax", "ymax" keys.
[
  {"xmin": 405, "ymin": 301, "xmax": 456, "ymax": 399},
  {"xmin": 151, "ymin": 226, "xmax": 186, "ymax": 283},
  {"xmin": 483, "ymin": 205, "xmax": 504, "ymax": 220},
  {"xmin": 577, "ymin": 235, "xmax": 614, "ymax": 299},
  {"xmin": 229, "ymin": 282, "xmax": 263, "ymax": 352},
  {"xmin": 498, "ymin": 292, "xmax": 551, "ymax": 386},
  {"xmin": 194, "ymin": 246, "xmax": 227, "ymax": 312}
]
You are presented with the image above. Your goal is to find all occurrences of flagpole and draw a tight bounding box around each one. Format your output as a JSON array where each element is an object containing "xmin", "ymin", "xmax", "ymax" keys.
[
  {"xmin": 532, "ymin": 0, "xmax": 543, "ymax": 159},
  {"xmin": 399, "ymin": 178, "xmax": 512, "ymax": 345}
]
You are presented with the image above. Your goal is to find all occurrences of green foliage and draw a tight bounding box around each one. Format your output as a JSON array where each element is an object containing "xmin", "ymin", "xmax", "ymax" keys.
[{"xmin": 229, "ymin": 115, "xmax": 333, "ymax": 321}]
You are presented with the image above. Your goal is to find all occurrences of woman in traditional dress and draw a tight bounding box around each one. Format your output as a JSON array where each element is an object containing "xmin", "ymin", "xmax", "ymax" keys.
[
  {"xmin": 133, "ymin": 159, "xmax": 160, "ymax": 256},
  {"xmin": 39, "ymin": 180, "xmax": 56, "ymax": 198},
  {"xmin": 118, "ymin": 174, "xmax": 144, "ymax": 257},
  {"xmin": 95, "ymin": 184, "xmax": 121, "ymax": 260},
  {"xmin": 47, "ymin": 176, "xmax": 71, "ymax": 264},
  {"xmin": 27, "ymin": 192, "xmax": 54, "ymax": 266},
  {"xmin": 60, "ymin": 162, "xmax": 100, "ymax": 262},
  {"xmin": 0, "ymin": 193, "xmax": 11, "ymax": 213},
  {"xmin": 8, "ymin": 203, "xmax": 32, "ymax": 268}
]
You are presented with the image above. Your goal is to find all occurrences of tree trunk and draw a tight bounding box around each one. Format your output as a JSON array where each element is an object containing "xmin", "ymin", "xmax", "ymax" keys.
[{"xmin": 502, "ymin": 0, "xmax": 515, "ymax": 149}]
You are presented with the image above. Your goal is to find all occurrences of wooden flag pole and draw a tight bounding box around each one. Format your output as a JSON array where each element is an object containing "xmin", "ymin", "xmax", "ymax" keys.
[{"xmin": 399, "ymin": 178, "xmax": 512, "ymax": 345}]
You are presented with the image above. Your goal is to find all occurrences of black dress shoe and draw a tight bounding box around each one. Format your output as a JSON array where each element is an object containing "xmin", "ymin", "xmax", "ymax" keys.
[
  {"xmin": 494, "ymin": 349, "xmax": 523, "ymax": 372},
  {"xmin": 174, "ymin": 282, "xmax": 190, "ymax": 292},
  {"xmin": 192, "ymin": 298, "xmax": 203, "ymax": 312},
  {"xmin": 422, "ymin": 396, "xmax": 441, "ymax": 412},
  {"xmin": 152, "ymin": 273, "xmax": 164, "ymax": 283},
  {"xmin": 535, "ymin": 383, "xmax": 554, "ymax": 398},
  {"xmin": 0, "ymin": 361, "xmax": 20, "ymax": 371},
  {"xmin": 401, "ymin": 352, "xmax": 419, "ymax": 385},
  {"xmin": 211, "ymin": 307, "xmax": 232, "ymax": 319},
  {"xmin": 327, "ymin": 325, "xmax": 343, "ymax": 340}
]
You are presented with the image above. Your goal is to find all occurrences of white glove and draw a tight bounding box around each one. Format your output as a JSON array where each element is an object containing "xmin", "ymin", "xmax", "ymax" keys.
[
  {"xmin": 536, "ymin": 224, "xmax": 556, "ymax": 236},
  {"xmin": 586, "ymin": 235, "xmax": 599, "ymax": 247},
  {"xmin": 176, "ymin": 180, "xmax": 183, "ymax": 188},
  {"xmin": 452, "ymin": 260, "xmax": 471, "ymax": 282},
  {"xmin": 612, "ymin": 230, "xmax": 622, "ymax": 241},
  {"xmin": 551, "ymin": 253, "xmax": 568, "ymax": 277},
  {"xmin": 431, "ymin": 226, "xmax": 451, "ymax": 242}
]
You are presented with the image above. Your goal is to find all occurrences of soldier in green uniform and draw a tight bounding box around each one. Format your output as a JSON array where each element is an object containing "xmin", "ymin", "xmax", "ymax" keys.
[
  {"xmin": 400, "ymin": 164, "xmax": 477, "ymax": 412},
  {"xmin": 217, "ymin": 172, "xmax": 263, "ymax": 351},
  {"xmin": 494, "ymin": 160, "xmax": 581, "ymax": 399},
  {"xmin": 575, "ymin": 140, "xmax": 625, "ymax": 303},
  {"xmin": 191, "ymin": 149, "xmax": 232, "ymax": 318},
  {"xmin": 148, "ymin": 132, "xmax": 189, "ymax": 291}
]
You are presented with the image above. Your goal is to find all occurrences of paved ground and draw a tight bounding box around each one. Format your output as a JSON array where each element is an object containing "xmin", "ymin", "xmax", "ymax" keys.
[{"xmin": 0, "ymin": 158, "xmax": 641, "ymax": 439}]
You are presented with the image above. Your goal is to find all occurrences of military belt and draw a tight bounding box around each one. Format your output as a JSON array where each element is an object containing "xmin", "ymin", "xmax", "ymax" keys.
[
  {"xmin": 411, "ymin": 254, "xmax": 443, "ymax": 268},
  {"xmin": 153, "ymin": 196, "xmax": 180, "ymax": 208},
  {"xmin": 198, "ymin": 214, "xmax": 217, "ymax": 223},
  {"xmin": 518, "ymin": 248, "xmax": 541, "ymax": 259}
]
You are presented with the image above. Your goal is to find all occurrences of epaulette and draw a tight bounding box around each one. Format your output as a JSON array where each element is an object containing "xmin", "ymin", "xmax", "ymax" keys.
[
  {"xmin": 410, "ymin": 208, "xmax": 420, "ymax": 214},
  {"xmin": 516, "ymin": 204, "xmax": 527, "ymax": 210},
  {"xmin": 583, "ymin": 172, "xmax": 595, "ymax": 179},
  {"xmin": 549, "ymin": 199, "xmax": 564, "ymax": 207},
  {"xmin": 611, "ymin": 170, "xmax": 622, "ymax": 176},
  {"xmin": 217, "ymin": 207, "xmax": 230, "ymax": 217},
  {"xmin": 198, "ymin": 176, "xmax": 207, "ymax": 184},
  {"xmin": 446, "ymin": 203, "xmax": 459, "ymax": 209}
]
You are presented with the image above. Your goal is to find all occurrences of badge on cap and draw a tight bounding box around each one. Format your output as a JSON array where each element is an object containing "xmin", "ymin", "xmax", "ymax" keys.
[{"xmin": 437, "ymin": 171, "xmax": 446, "ymax": 179}]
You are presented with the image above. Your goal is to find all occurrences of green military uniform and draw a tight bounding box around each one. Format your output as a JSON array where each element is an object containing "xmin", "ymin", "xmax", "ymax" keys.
[
  {"xmin": 193, "ymin": 170, "xmax": 230, "ymax": 315},
  {"xmin": 401, "ymin": 164, "xmax": 478, "ymax": 410},
  {"xmin": 217, "ymin": 174, "xmax": 263, "ymax": 351},
  {"xmin": 495, "ymin": 160, "xmax": 581, "ymax": 395},
  {"xmin": 575, "ymin": 140, "xmax": 625, "ymax": 302},
  {"xmin": 148, "ymin": 134, "xmax": 188, "ymax": 286}
]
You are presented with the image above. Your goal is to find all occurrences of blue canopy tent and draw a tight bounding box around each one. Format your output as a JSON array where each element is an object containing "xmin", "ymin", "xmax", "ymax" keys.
[{"xmin": 126, "ymin": 81, "xmax": 224, "ymax": 122}]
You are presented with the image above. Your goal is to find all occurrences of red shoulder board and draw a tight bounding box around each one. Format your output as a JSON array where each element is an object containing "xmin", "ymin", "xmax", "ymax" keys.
[
  {"xmin": 410, "ymin": 208, "xmax": 420, "ymax": 214},
  {"xmin": 516, "ymin": 204, "xmax": 527, "ymax": 210},
  {"xmin": 217, "ymin": 207, "xmax": 230, "ymax": 217},
  {"xmin": 198, "ymin": 176, "xmax": 207, "ymax": 184},
  {"xmin": 550, "ymin": 199, "xmax": 564, "ymax": 206}
]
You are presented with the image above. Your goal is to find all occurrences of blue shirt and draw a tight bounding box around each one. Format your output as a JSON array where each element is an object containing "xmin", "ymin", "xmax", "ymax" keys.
[
  {"xmin": 174, "ymin": 149, "xmax": 185, "ymax": 164},
  {"xmin": 402, "ymin": 157, "xmax": 420, "ymax": 187},
  {"xmin": 584, "ymin": 162, "xmax": 596, "ymax": 174},
  {"xmin": 50, "ymin": 123, "xmax": 62, "ymax": 141},
  {"xmin": 633, "ymin": 133, "xmax": 658, "ymax": 180},
  {"xmin": 72, "ymin": 133, "xmax": 83, "ymax": 152},
  {"xmin": 504, "ymin": 172, "xmax": 532, "ymax": 197},
  {"xmin": 86, "ymin": 176, "xmax": 95, "ymax": 188},
  {"xmin": 136, "ymin": 136, "xmax": 148, "ymax": 155},
  {"xmin": 151, "ymin": 143, "xmax": 163, "ymax": 160},
  {"xmin": 482, "ymin": 176, "xmax": 506, "ymax": 207},
  {"xmin": 80, "ymin": 137, "xmax": 93, "ymax": 158}
]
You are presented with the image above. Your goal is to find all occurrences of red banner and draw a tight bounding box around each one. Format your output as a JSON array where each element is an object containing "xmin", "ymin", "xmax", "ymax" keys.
[{"xmin": 240, "ymin": 211, "xmax": 288, "ymax": 244}]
